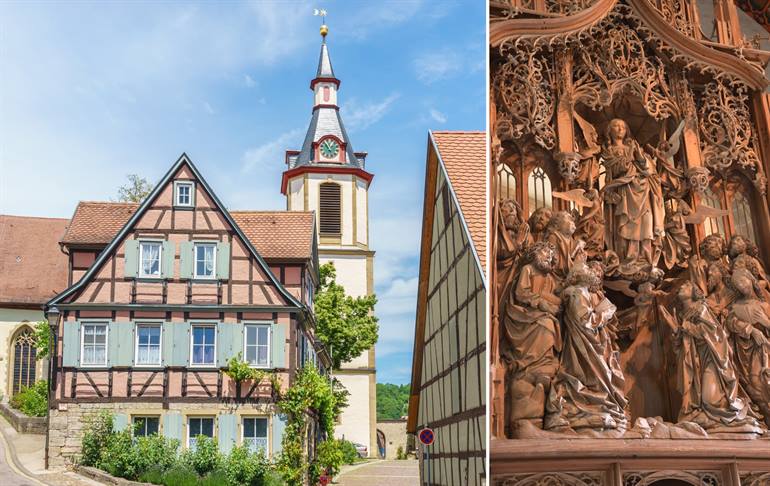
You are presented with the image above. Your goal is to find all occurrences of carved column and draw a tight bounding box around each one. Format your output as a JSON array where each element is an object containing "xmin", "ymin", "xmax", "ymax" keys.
[
  {"xmin": 554, "ymin": 49, "xmax": 575, "ymax": 209},
  {"xmin": 490, "ymin": 85, "xmax": 505, "ymax": 439},
  {"xmin": 750, "ymin": 92, "xmax": 770, "ymax": 265},
  {"xmin": 713, "ymin": 0, "xmax": 743, "ymax": 46}
]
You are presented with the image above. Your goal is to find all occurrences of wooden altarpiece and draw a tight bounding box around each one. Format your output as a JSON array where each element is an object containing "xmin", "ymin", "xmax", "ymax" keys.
[{"xmin": 490, "ymin": 0, "xmax": 770, "ymax": 484}]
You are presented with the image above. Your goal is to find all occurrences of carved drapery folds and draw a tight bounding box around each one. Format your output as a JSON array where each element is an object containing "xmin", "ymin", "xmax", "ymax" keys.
[{"xmin": 491, "ymin": 0, "xmax": 770, "ymax": 442}]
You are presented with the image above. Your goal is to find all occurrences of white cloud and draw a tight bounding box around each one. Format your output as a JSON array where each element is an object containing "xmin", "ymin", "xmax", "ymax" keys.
[
  {"xmin": 240, "ymin": 128, "xmax": 303, "ymax": 174},
  {"xmin": 429, "ymin": 108, "xmax": 447, "ymax": 123},
  {"xmin": 341, "ymin": 93, "xmax": 400, "ymax": 133},
  {"xmin": 413, "ymin": 49, "xmax": 462, "ymax": 84},
  {"xmin": 243, "ymin": 74, "xmax": 257, "ymax": 88},
  {"xmin": 203, "ymin": 101, "xmax": 215, "ymax": 115}
]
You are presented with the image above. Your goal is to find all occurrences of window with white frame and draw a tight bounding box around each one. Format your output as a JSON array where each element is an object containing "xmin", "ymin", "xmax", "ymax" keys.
[
  {"xmin": 139, "ymin": 241, "xmax": 162, "ymax": 277},
  {"xmin": 187, "ymin": 417, "xmax": 214, "ymax": 449},
  {"xmin": 242, "ymin": 417, "xmax": 268, "ymax": 454},
  {"xmin": 175, "ymin": 181, "xmax": 194, "ymax": 207},
  {"xmin": 244, "ymin": 325, "xmax": 270, "ymax": 367},
  {"xmin": 133, "ymin": 416, "xmax": 159, "ymax": 437},
  {"xmin": 135, "ymin": 324, "xmax": 161, "ymax": 366},
  {"xmin": 194, "ymin": 243, "xmax": 216, "ymax": 279},
  {"xmin": 191, "ymin": 325, "xmax": 216, "ymax": 366},
  {"xmin": 81, "ymin": 323, "xmax": 108, "ymax": 366}
]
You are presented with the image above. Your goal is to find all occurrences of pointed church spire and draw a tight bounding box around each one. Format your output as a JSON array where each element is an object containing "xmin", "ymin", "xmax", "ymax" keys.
[{"xmin": 284, "ymin": 20, "xmax": 365, "ymax": 171}]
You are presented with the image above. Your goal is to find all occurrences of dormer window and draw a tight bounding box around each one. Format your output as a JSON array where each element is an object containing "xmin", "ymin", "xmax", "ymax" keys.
[{"xmin": 174, "ymin": 181, "xmax": 194, "ymax": 208}]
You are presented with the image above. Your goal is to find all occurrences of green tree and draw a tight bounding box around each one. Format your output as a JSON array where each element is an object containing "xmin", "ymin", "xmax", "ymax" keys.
[
  {"xmin": 117, "ymin": 174, "xmax": 153, "ymax": 202},
  {"xmin": 314, "ymin": 262, "xmax": 378, "ymax": 369},
  {"xmin": 376, "ymin": 383, "xmax": 410, "ymax": 420},
  {"xmin": 33, "ymin": 320, "xmax": 52, "ymax": 359}
]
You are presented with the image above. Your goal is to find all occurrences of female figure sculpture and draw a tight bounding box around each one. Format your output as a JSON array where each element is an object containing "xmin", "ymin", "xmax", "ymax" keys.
[
  {"xmin": 726, "ymin": 268, "xmax": 770, "ymax": 426},
  {"xmin": 671, "ymin": 281, "xmax": 761, "ymax": 434},
  {"xmin": 601, "ymin": 119, "xmax": 666, "ymax": 271},
  {"xmin": 545, "ymin": 262, "xmax": 628, "ymax": 433}
]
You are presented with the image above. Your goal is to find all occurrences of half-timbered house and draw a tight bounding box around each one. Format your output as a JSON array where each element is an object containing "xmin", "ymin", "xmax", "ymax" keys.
[
  {"xmin": 407, "ymin": 131, "xmax": 487, "ymax": 485},
  {"xmin": 45, "ymin": 154, "xmax": 328, "ymax": 468}
]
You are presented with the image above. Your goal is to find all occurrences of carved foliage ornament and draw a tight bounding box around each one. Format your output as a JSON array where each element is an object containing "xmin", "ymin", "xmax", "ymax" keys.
[
  {"xmin": 698, "ymin": 79, "xmax": 760, "ymax": 174},
  {"xmin": 496, "ymin": 472, "xmax": 603, "ymax": 486},
  {"xmin": 495, "ymin": 47, "xmax": 556, "ymax": 150},
  {"xmin": 624, "ymin": 471, "xmax": 721, "ymax": 486}
]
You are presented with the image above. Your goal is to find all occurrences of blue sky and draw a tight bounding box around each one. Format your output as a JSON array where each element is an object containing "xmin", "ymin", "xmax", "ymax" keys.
[{"xmin": 0, "ymin": 1, "xmax": 485, "ymax": 385}]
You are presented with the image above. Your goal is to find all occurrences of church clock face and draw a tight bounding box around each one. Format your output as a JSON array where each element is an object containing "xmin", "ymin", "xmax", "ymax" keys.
[{"xmin": 320, "ymin": 139, "xmax": 340, "ymax": 159}]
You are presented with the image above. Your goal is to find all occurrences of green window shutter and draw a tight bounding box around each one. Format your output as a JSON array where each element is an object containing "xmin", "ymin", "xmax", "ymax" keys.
[
  {"xmin": 162, "ymin": 413, "xmax": 183, "ymax": 445},
  {"xmin": 62, "ymin": 321, "xmax": 81, "ymax": 367},
  {"xmin": 180, "ymin": 242, "xmax": 194, "ymax": 279},
  {"xmin": 124, "ymin": 239, "xmax": 139, "ymax": 278},
  {"xmin": 218, "ymin": 414, "xmax": 236, "ymax": 454},
  {"xmin": 171, "ymin": 322, "xmax": 191, "ymax": 366},
  {"xmin": 113, "ymin": 413, "xmax": 129, "ymax": 432},
  {"xmin": 162, "ymin": 322, "xmax": 174, "ymax": 366},
  {"xmin": 162, "ymin": 241, "xmax": 176, "ymax": 279},
  {"xmin": 216, "ymin": 242, "xmax": 230, "ymax": 280},
  {"xmin": 217, "ymin": 323, "xmax": 234, "ymax": 368},
  {"xmin": 108, "ymin": 322, "xmax": 134, "ymax": 367},
  {"xmin": 271, "ymin": 323, "xmax": 286, "ymax": 369},
  {"xmin": 271, "ymin": 413, "xmax": 286, "ymax": 458}
]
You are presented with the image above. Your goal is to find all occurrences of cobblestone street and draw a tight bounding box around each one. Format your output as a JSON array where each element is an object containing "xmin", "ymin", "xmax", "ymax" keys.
[{"xmin": 336, "ymin": 459, "xmax": 419, "ymax": 486}]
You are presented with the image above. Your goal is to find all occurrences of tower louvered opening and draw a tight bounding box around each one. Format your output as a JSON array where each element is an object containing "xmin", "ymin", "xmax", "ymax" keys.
[{"xmin": 319, "ymin": 182, "xmax": 341, "ymax": 235}]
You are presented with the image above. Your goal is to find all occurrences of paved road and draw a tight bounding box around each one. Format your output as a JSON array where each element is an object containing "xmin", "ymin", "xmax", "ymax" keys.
[
  {"xmin": 337, "ymin": 459, "xmax": 419, "ymax": 486},
  {"xmin": 0, "ymin": 431, "xmax": 39, "ymax": 486}
]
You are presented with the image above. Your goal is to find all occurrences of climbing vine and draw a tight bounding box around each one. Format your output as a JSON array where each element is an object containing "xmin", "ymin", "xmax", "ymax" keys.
[{"xmin": 275, "ymin": 364, "xmax": 349, "ymax": 484}]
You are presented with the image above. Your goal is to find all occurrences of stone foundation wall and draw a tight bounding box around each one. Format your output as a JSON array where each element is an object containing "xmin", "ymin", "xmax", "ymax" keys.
[
  {"xmin": 48, "ymin": 401, "xmax": 278, "ymax": 469},
  {"xmin": 377, "ymin": 419, "xmax": 407, "ymax": 459}
]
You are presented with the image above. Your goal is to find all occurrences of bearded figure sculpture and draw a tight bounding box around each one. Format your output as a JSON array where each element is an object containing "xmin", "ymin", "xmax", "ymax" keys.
[
  {"xmin": 601, "ymin": 118, "xmax": 666, "ymax": 273},
  {"xmin": 497, "ymin": 199, "xmax": 530, "ymax": 313},
  {"xmin": 545, "ymin": 262, "xmax": 628, "ymax": 434},
  {"xmin": 528, "ymin": 207, "xmax": 553, "ymax": 244},
  {"xmin": 726, "ymin": 268, "xmax": 770, "ymax": 427},
  {"xmin": 669, "ymin": 281, "xmax": 763, "ymax": 435},
  {"xmin": 691, "ymin": 234, "xmax": 735, "ymax": 317},
  {"xmin": 729, "ymin": 235, "xmax": 770, "ymax": 302},
  {"xmin": 503, "ymin": 241, "xmax": 562, "ymax": 430}
]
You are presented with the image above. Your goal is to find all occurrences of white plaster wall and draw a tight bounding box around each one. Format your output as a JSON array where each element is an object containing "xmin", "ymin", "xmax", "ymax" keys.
[
  {"xmin": 313, "ymin": 82, "xmax": 338, "ymax": 106},
  {"xmin": 334, "ymin": 373, "xmax": 371, "ymax": 449},
  {"xmin": 0, "ymin": 308, "xmax": 46, "ymax": 400},
  {"xmin": 320, "ymin": 255, "xmax": 367, "ymax": 297},
  {"xmin": 288, "ymin": 178, "xmax": 304, "ymax": 211},
  {"xmin": 355, "ymin": 178, "xmax": 368, "ymax": 246}
]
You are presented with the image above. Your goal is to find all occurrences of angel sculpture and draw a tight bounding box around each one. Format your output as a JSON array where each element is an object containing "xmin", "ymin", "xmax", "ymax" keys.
[{"xmin": 647, "ymin": 121, "xmax": 686, "ymax": 198}]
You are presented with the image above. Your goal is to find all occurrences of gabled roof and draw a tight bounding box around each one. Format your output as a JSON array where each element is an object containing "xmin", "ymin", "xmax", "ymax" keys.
[
  {"xmin": 48, "ymin": 154, "xmax": 303, "ymax": 309},
  {"xmin": 0, "ymin": 215, "xmax": 69, "ymax": 307},
  {"xmin": 61, "ymin": 202, "xmax": 139, "ymax": 245},
  {"xmin": 60, "ymin": 203, "xmax": 316, "ymax": 262},
  {"xmin": 431, "ymin": 131, "xmax": 487, "ymax": 272},
  {"xmin": 231, "ymin": 211, "xmax": 315, "ymax": 261}
]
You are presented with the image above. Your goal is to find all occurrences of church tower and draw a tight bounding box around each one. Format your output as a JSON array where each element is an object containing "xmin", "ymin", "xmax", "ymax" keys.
[{"xmin": 281, "ymin": 23, "xmax": 377, "ymax": 456}]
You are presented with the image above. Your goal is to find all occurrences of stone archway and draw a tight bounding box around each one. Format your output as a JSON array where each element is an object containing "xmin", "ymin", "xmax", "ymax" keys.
[{"xmin": 9, "ymin": 326, "xmax": 37, "ymax": 396}]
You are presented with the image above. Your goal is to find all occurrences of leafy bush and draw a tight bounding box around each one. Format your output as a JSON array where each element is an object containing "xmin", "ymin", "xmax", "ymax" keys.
[
  {"xmin": 224, "ymin": 353, "xmax": 263, "ymax": 384},
  {"xmin": 310, "ymin": 439, "xmax": 344, "ymax": 482},
  {"xmin": 222, "ymin": 445, "xmax": 274, "ymax": 485},
  {"xmin": 10, "ymin": 380, "xmax": 48, "ymax": 417},
  {"xmin": 81, "ymin": 411, "xmax": 114, "ymax": 467},
  {"xmin": 33, "ymin": 321, "xmax": 52, "ymax": 359},
  {"xmin": 181, "ymin": 436, "xmax": 221, "ymax": 477},
  {"xmin": 396, "ymin": 445, "xmax": 406, "ymax": 460},
  {"xmin": 97, "ymin": 429, "xmax": 137, "ymax": 479},
  {"xmin": 339, "ymin": 440, "xmax": 359, "ymax": 465},
  {"xmin": 155, "ymin": 464, "xmax": 198, "ymax": 486},
  {"xmin": 133, "ymin": 434, "xmax": 180, "ymax": 473}
]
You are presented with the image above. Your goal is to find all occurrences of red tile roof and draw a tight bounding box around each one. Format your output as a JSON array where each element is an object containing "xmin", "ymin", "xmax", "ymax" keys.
[
  {"xmin": 60, "ymin": 202, "xmax": 315, "ymax": 261},
  {"xmin": 0, "ymin": 215, "xmax": 70, "ymax": 306},
  {"xmin": 60, "ymin": 201, "xmax": 139, "ymax": 245},
  {"xmin": 231, "ymin": 211, "xmax": 315, "ymax": 260},
  {"xmin": 431, "ymin": 131, "xmax": 487, "ymax": 272}
]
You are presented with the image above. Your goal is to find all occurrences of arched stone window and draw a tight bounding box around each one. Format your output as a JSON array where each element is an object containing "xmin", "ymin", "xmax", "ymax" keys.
[
  {"xmin": 497, "ymin": 163, "xmax": 516, "ymax": 201},
  {"xmin": 527, "ymin": 166, "xmax": 552, "ymax": 216},
  {"xmin": 11, "ymin": 327, "xmax": 36, "ymax": 396},
  {"xmin": 701, "ymin": 187, "xmax": 727, "ymax": 238},
  {"xmin": 730, "ymin": 188, "xmax": 756, "ymax": 243},
  {"xmin": 319, "ymin": 182, "xmax": 342, "ymax": 236}
]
